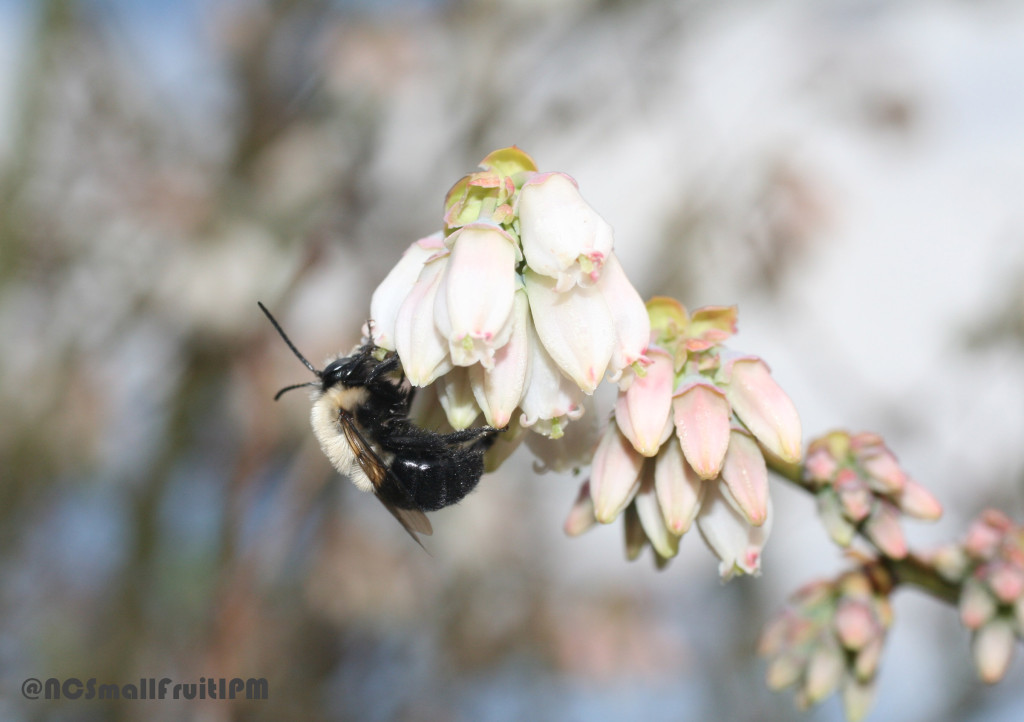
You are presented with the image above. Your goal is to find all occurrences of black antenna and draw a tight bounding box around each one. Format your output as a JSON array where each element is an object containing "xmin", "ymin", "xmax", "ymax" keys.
[
  {"xmin": 258, "ymin": 301, "xmax": 319, "ymax": 375},
  {"xmin": 258, "ymin": 302, "xmax": 323, "ymax": 401}
]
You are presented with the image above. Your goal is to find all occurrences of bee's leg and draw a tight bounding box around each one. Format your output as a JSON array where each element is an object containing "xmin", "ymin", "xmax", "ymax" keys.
[
  {"xmin": 366, "ymin": 353, "xmax": 401, "ymax": 382},
  {"xmin": 437, "ymin": 426, "xmax": 501, "ymax": 446}
]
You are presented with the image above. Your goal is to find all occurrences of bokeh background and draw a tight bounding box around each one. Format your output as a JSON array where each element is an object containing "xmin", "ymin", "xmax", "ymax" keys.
[{"xmin": 2, "ymin": 0, "xmax": 1024, "ymax": 720}]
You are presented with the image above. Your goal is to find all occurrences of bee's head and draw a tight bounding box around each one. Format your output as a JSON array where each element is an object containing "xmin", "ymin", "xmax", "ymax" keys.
[{"xmin": 320, "ymin": 355, "xmax": 368, "ymax": 390}]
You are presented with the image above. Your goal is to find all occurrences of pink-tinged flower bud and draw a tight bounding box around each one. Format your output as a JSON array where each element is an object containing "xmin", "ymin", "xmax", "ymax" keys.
[
  {"xmin": 634, "ymin": 466, "xmax": 680, "ymax": 560},
  {"xmin": 697, "ymin": 483, "xmax": 773, "ymax": 580},
  {"xmin": 597, "ymin": 253, "xmax": 650, "ymax": 382},
  {"xmin": 834, "ymin": 469, "xmax": 872, "ymax": 522},
  {"xmin": 896, "ymin": 478, "xmax": 943, "ymax": 521},
  {"xmin": 589, "ymin": 423, "xmax": 644, "ymax": 523},
  {"xmin": 817, "ymin": 490, "xmax": 857, "ymax": 546},
  {"xmin": 470, "ymin": 287, "xmax": 531, "ymax": 428},
  {"xmin": 804, "ymin": 445, "xmax": 839, "ymax": 487},
  {"xmin": 841, "ymin": 678, "xmax": 877, "ymax": 722},
  {"xmin": 803, "ymin": 642, "xmax": 844, "ymax": 704},
  {"xmin": 369, "ymin": 233, "xmax": 446, "ymax": 350},
  {"xmin": 435, "ymin": 224, "xmax": 519, "ymax": 369},
  {"xmin": 615, "ymin": 347, "xmax": 674, "ymax": 456},
  {"xmin": 654, "ymin": 436, "xmax": 706, "ymax": 535},
  {"xmin": 852, "ymin": 637, "xmax": 884, "ymax": 682},
  {"xmin": 987, "ymin": 563, "xmax": 1024, "ymax": 605},
  {"xmin": 857, "ymin": 446, "xmax": 906, "ymax": 494},
  {"xmin": 524, "ymin": 269, "xmax": 616, "ymax": 394},
  {"xmin": 720, "ymin": 429, "xmax": 770, "ymax": 527},
  {"xmin": 863, "ymin": 501, "xmax": 907, "ymax": 559},
  {"xmin": 564, "ymin": 480, "xmax": 597, "ymax": 537},
  {"xmin": 766, "ymin": 653, "xmax": 804, "ymax": 690},
  {"xmin": 722, "ymin": 357, "xmax": 802, "ymax": 464},
  {"xmin": 672, "ymin": 378, "xmax": 732, "ymax": 480},
  {"xmin": 960, "ymin": 579, "xmax": 997, "ymax": 630},
  {"xmin": 931, "ymin": 544, "xmax": 970, "ymax": 582},
  {"xmin": 965, "ymin": 510, "xmax": 1010, "ymax": 559},
  {"xmin": 394, "ymin": 255, "xmax": 453, "ymax": 386},
  {"xmin": 436, "ymin": 366, "xmax": 480, "ymax": 430},
  {"xmin": 973, "ymin": 619, "xmax": 1017, "ymax": 683},
  {"xmin": 834, "ymin": 599, "xmax": 877, "ymax": 651},
  {"xmin": 516, "ymin": 172, "xmax": 613, "ymax": 291},
  {"xmin": 518, "ymin": 322, "xmax": 585, "ymax": 439}
]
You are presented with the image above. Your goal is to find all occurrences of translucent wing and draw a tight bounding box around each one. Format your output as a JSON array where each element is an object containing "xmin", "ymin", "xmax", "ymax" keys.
[{"xmin": 337, "ymin": 410, "xmax": 433, "ymax": 548}]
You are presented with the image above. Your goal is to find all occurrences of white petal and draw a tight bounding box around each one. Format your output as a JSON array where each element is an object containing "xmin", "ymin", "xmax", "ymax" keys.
[
  {"xmin": 369, "ymin": 232, "xmax": 445, "ymax": 350},
  {"xmin": 524, "ymin": 268, "xmax": 615, "ymax": 394},
  {"xmin": 469, "ymin": 287, "xmax": 531, "ymax": 428},
  {"xmin": 394, "ymin": 255, "xmax": 453, "ymax": 386}
]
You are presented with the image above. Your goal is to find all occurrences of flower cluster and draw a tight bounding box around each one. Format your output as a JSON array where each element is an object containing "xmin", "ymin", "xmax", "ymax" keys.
[
  {"xmin": 759, "ymin": 565, "xmax": 894, "ymax": 722},
  {"xmin": 803, "ymin": 432, "xmax": 943, "ymax": 558},
  {"xmin": 564, "ymin": 298, "xmax": 802, "ymax": 578},
  {"xmin": 368, "ymin": 147, "xmax": 649, "ymax": 439},
  {"xmin": 929, "ymin": 510, "xmax": 1024, "ymax": 683}
]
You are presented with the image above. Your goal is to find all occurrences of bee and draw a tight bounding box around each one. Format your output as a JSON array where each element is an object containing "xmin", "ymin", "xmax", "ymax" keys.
[{"xmin": 258, "ymin": 302, "xmax": 500, "ymax": 546}]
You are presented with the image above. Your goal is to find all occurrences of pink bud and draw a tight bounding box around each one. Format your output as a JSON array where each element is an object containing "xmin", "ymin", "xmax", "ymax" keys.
[
  {"xmin": 834, "ymin": 468, "xmax": 873, "ymax": 522},
  {"xmin": 615, "ymin": 347, "xmax": 674, "ymax": 456},
  {"xmin": 965, "ymin": 511, "xmax": 1010, "ymax": 559},
  {"xmin": 589, "ymin": 423, "xmax": 644, "ymax": 524},
  {"xmin": 723, "ymin": 357, "xmax": 802, "ymax": 464},
  {"xmin": 766, "ymin": 653, "xmax": 803, "ymax": 690},
  {"xmin": 804, "ymin": 445, "xmax": 839, "ymax": 486},
  {"xmin": 524, "ymin": 268, "xmax": 616, "ymax": 394},
  {"xmin": 817, "ymin": 489, "xmax": 857, "ymax": 546},
  {"xmin": 960, "ymin": 579, "xmax": 997, "ymax": 630},
  {"xmin": 858, "ymin": 448, "xmax": 906, "ymax": 494},
  {"xmin": 896, "ymin": 478, "xmax": 943, "ymax": 521},
  {"xmin": 597, "ymin": 253, "xmax": 651, "ymax": 381},
  {"xmin": 672, "ymin": 378, "xmax": 732, "ymax": 480},
  {"xmin": 436, "ymin": 224, "xmax": 518, "ymax": 368},
  {"xmin": 369, "ymin": 233, "xmax": 446, "ymax": 350},
  {"xmin": 564, "ymin": 480, "xmax": 597, "ymax": 537},
  {"xmin": 852, "ymin": 637, "xmax": 885, "ymax": 682},
  {"xmin": 986, "ymin": 563, "xmax": 1024, "ymax": 605},
  {"xmin": 516, "ymin": 172, "xmax": 613, "ymax": 292},
  {"xmin": 469, "ymin": 287, "xmax": 531, "ymax": 428},
  {"xmin": 835, "ymin": 599, "xmax": 878, "ymax": 651},
  {"xmin": 863, "ymin": 501, "xmax": 907, "ymax": 559},
  {"xmin": 654, "ymin": 436, "xmax": 706, "ymax": 535},
  {"xmin": 803, "ymin": 642, "xmax": 844, "ymax": 704},
  {"xmin": 973, "ymin": 619, "xmax": 1017, "ymax": 683},
  {"xmin": 697, "ymin": 483, "xmax": 773, "ymax": 580},
  {"xmin": 394, "ymin": 254, "xmax": 453, "ymax": 386},
  {"xmin": 720, "ymin": 429, "xmax": 770, "ymax": 527},
  {"xmin": 634, "ymin": 465, "xmax": 680, "ymax": 560}
]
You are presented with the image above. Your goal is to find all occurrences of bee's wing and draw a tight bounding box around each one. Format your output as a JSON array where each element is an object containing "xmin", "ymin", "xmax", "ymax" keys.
[{"xmin": 337, "ymin": 412, "xmax": 433, "ymax": 548}]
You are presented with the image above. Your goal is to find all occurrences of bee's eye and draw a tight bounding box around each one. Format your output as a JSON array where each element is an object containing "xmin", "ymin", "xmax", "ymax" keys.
[{"xmin": 321, "ymin": 359, "xmax": 351, "ymax": 387}]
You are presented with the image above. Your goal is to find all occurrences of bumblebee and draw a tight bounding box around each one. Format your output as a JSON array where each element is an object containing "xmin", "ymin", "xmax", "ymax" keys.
[{"xmin": 259, "ymin": 302, "xmax": 499, "ymax": 545}]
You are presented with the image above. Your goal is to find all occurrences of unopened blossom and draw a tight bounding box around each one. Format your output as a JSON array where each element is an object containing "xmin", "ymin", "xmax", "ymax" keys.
[
  {"xmin": 523, "ymin": 268, "xmax": 615, "ymax": 394},
  {"xmin": 588, "ymin": 422, "xmax": 643, "ymax": 524},
  {"xmin": 394, "ymin": 254, "xmax": 453, "ymax": 386},
  {"xmin": 945, "ymin": 509, "xmax": 1024, "ymax": 683},
  {"xmin": 369, "ymin": 232, "xmax": 445, "ymax": 350},
  {"xmin": 516, "ymin": 171, "xmax": 613, "ymax": 292},
  {"xmin": 803, "ymin": 431, "xmax": 942, "ymax": 559},
  {"xmin": 721, "ymin": 355, "xmax": 802, "ymax": 464},
  {"xmin": 563, "ymin": 299, "xmax": 797, "ymax": 575},
  {"xmin": 367, "ymin": 146, "xmax": 649, "ymax": 450},
  {"xmin": 759, "ymin": 566, "xmax": 894, "ymax": 721},
  {"xmin": 469, "ymin": 287, "xmax": 531, "ymax": 429},
  {"xmin": 435, "ymin": 223, "xmax": 519, "ymax": 369},
  {"xmin": 698, "ymin": 483, "xmax": 772, "ymax": 579}
]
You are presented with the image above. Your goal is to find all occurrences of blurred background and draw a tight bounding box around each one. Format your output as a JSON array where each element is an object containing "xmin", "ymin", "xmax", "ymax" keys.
[{"xmin": 1, "ymin": 0, "xmax": 1023, "ymax": 720}]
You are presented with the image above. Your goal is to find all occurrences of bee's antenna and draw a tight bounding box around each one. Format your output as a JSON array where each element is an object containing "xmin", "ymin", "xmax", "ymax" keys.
[
  {"xmin": 273, "ymin": 381, "xmax": 318, "ymax": 401},
  {"xmin": 258, "ymin": 301, "xmax": 320, "ymax": 377}
]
